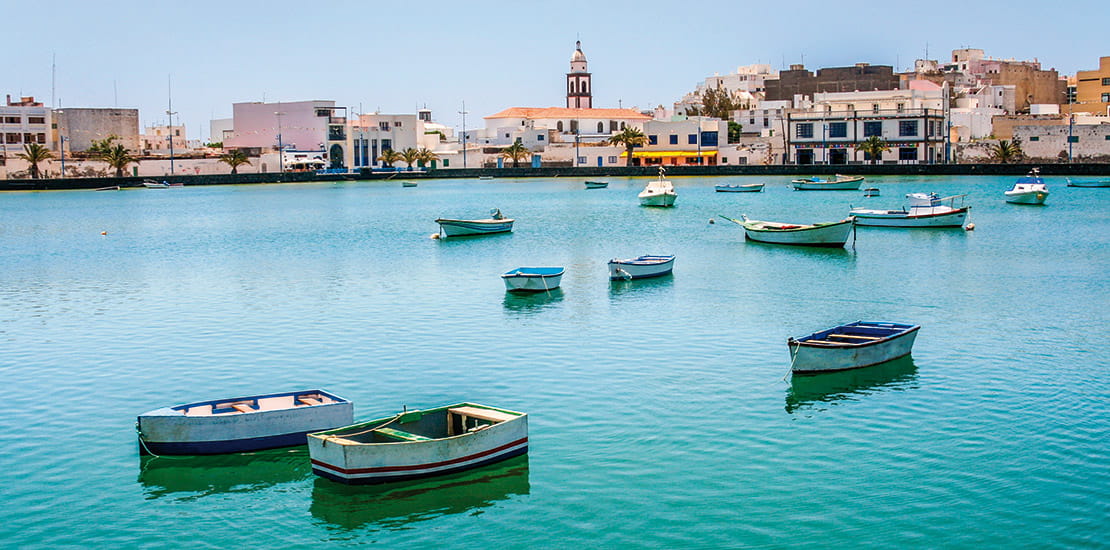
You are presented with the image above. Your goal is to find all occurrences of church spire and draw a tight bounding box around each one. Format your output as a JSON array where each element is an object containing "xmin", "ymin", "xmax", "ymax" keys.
[{"xmin": 567, "ymin": 40, "xmax": 592, "ymax": 109}]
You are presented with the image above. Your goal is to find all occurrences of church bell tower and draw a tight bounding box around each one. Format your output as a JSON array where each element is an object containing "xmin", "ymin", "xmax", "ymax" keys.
[{"xmin": 566, "ymin": 40, "xmax": 592, "ymax": 109}]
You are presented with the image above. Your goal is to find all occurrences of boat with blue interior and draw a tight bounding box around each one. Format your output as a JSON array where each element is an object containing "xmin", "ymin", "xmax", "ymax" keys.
[{"xmin": 788, "ymin": 321, "xmax": 921, "ymax": 374}]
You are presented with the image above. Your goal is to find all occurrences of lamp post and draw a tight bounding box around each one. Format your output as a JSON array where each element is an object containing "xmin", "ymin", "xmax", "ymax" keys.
[
  {"xmin": 274, "ymin": 110, "xmax": 285, "ymax": 174},
  {"xmin": 458, "ymin": 101, "xmax": 468, "ymax": 169},
  {"xmin": 59, "ymin": 135, "xmax": 67, "ymax": 177},
  {"xmin": 822, "ymin": 122, "xmax": 828, "ymax": 165},
  {"xmin": 166, "ymin": 110, "xmax": 177, "ymax": 176}
]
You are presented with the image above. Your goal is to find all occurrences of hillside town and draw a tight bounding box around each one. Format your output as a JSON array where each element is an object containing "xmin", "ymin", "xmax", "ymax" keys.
[{"xmin": 2, "ymin": 43, "xmax": 1108, "ymax": 179}]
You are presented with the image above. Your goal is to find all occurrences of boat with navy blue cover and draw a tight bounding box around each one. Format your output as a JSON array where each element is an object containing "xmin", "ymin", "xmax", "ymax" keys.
[
  {"xmin": 608, "ymin": 255, "xmax": 675, "ymax": 280},
  {"xmin": 137, "ymin": 389, "xmax": 354, "ymax": 455},
  {"xmin": 1005, "ymin": 168, "xmax": 1049, "ymax": 204},
  {"xmin": 788, "ymin": 321, "xmax": 921, "ymax": 374}
]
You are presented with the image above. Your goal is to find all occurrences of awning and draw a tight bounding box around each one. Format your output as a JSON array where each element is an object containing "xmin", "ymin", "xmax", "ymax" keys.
[{"xmin": 620, "ymin": 150, "xmax": 718, "ymax": 158}]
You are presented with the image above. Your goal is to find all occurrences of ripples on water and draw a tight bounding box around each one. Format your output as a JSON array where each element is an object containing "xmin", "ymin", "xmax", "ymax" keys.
[{"xmin": 0, "ymin": 177, "xmax": 1107, "ymax": 547}]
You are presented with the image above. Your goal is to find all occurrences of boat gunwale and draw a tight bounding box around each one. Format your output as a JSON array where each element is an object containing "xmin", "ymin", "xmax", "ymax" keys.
[
  {"xmin": 789, "ymin": 323, "xmax": 921, "ymax": 350},
  {"xmin": 742, "ymin": 218, "xmax": 854, "ymax": 233},
  {"xmin": 309, "ymin": 403, "xmax": 526, "ymax": 446}
]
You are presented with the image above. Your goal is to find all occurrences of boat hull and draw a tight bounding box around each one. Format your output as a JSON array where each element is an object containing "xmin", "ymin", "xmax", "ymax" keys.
[
  {"xmin": 716, "ymin": 184, "xmax": 764, "ymax": 193},
  {"xmin": 436, "ymin": 219, "xmax": 514, "ymax": 237},
  {"xmin": 1004, "ymin": 191, "xmax": 1048, "ymax": 204},
  {"xmin": 502, "ymin": 267, "xmax": 564, "ymax": 292},
  {"xmin": 639, "ymin": 192, "xmax": 676, "ymax": 207},
  {"xmin": 137, "ymin": 390, "xmax": 354, "ymax": 455},
  {"xmin": 789, "ymin": 322, "xmax": 920, "ymax": 374},
  {"xmin": 851, "ymin": 207, "xmax": 969, "ymax": 227},
  {"xmin": 585, "ymin": 181, "xmax": 608, "ymax": 189},
  {"xmin": 743, "ymin": 219, "xmax": 854, "ymax": 247},
  {"xmin": 608, "ymin": 255, "xmax": 675, "ymax": 280},
  {"xmin": 308, "ymin": 404, "xmax": 528, "ymax": 485},
  {"xmin": 791, "ymin": 176, "xmax": 863, "ymax": 191},
  {"xmin": 1067, "ymin": 180, "xmax": 1110, "ymax": 188}
]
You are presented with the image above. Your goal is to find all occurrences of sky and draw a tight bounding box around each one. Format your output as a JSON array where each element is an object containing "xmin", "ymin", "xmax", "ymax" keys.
[{"xmin": 5, "ymin": 0, "xmax": 1105, "ymax": 141}]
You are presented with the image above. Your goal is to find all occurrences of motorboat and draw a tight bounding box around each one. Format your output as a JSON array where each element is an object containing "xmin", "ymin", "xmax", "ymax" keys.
[
  {"xmin": 585, "ymin": 180, "xmax": 609, "ymax": 189},
  {"xmin": 715, "ymin": 183, "xmax": 764, "ymax": 193},
  {"xmin": 788, "ymin": 321, "xmax": 921, "ymax": 374},
  {"xmin": 1005, "ymin": 168, "xmax": 1049, "ymax": 204},
  {"xmin": 721, "ymin": 215, "xmax": 855, "ymax": 247},
  {"xmin": 137, "ymin": 390, "xmax": 354, "ymax": 455},
  {"xmin": 501, "ymin": 267, "xmax": 564, "ymax": 292},
  {"xmin": 850, "ymin": 193, "xmax": 970, "ymax": 227},
  {"xmin": 791, "ymin": 175, "xmax": 864, "ymax": 191},
  {"xmin": 308, "ymin": 403, "xmax": 528, "ymax": 485},
  {"xmin": 639, "ymin": 167, "xmax": 677, "ymax": 207},
  {"xmin": 401, "ymin": 181, "xmax": 417, "ymax": 187},
  {"xmin": 608, "ymin": 255, "xmax": 675, "ymax": 280},
  {"xmin": 435, "ymin": 209, "xmax": 514, "ymax": 237}
]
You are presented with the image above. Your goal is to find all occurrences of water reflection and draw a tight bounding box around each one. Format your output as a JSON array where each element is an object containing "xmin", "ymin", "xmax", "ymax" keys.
[
  {"xmin": 310, "ymin": 455, "xmax": 530, "ymax": 531},
  {"xmin": 137, "ymin": 448, "xmax": 311, "ymax": 500},
  {"xmin": 608, "ymin": 273, "xmax": 675, "ymax": 300},
  {"xmin": 502, "ymin": 288, "xmax": 564, "ymax": 313},
  {"xmin": 785, "ymin": 356, "xmax": 918, "ymax": 414},
  {"xmin": 743, "ymin": 240, "xmax": 857, "ymax": 257}
]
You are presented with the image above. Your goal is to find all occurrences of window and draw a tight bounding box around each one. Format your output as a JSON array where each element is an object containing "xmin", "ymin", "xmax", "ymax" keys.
[
  {"xmin": 847, "ymin": 104, "xmax": 855, "ymax": 112},
  {"xmin": 896, "ymin": 103, "xmax": 905, "ymax": 113},
  {"xmin": 872, "ymin": 104, "xmax": 880, "ymax": 114},
  {"xmin": 557, "ymin": 121, "xmax": 564, "ymax": 132},
  {"xmin": 899, "ymin": 147, "xmax": 918, "ymax": 161},
  {"xmin": 828, "ymin": 122, "xmax": 847, "ymax": 138},
  {"xmin": 608, "ymin": 156, "xmax": 617, "ymax": 163},
  {"xmin": 701, "ymin": 131, "xmax": 718, "ymax": 147},
  {"xmin": 394, "ymin": 121, "xmax": 402, "ymax": 127},
  {"xmin": 721, "ymin": 157, "xmax": 728, "ymax": 164},
  {"xmin": 610, "ymin": 121, "xmax": 618, "ymax": 132},
  {"xmin": 899, "ymin": 120, "xmax": 918, "ymax": 137},
  {"xmin": 863, "ymin": 121, "xmax": 883, "ymax": 138},
  {"xmin": 1103, "ymin": 78, "xmax": 1110, "ymax": 86},
  {"xmin": 570, "ymin": 120, "xmax": 578, "ymax": 133},
  {"xmin": 316, "ymin": 109, "xmax": 331, "ymax": 117},
  {"xmin": 1029, "ymin": 136, "xmax": 1039, "ymax": 141},
  {"xmin": 796, "ymin": 123, "xmax": 813, "ymax": 139},
  {"xmin": 1105, "ymin": 136, "xmax": 1110, "ymax": 141},
  {"xmin": 28, "ymin": 117, "xmax": 45, "ymax": 124},
  {"xmin": 1102, "ymin": 93, "xmax": 1110, "ymax": 102},
  {"xmin": 536, "ymin": 134, "xmax": 544, "ymax": 141},
  {"xmin": 175, "ymin": 129, "xmax": 180, "ymax": 136},
  {"xmin": 750, "ymin": 118, "xmax": 756, "ymax": 125},
  {"xmin": 688, "ymin": 134, "xmax": 697, "ymax": 144},
  {"xmin": 648, "ymin": 135, "xmax": 658, "ymax": 145},
  {"xmin": 1067, "ymin": 136, "xmax": 1079, "ymax": 143},
  {"xmin": 379, "ymin": 122, "xmax": 390, "ymax": 131},
  {"xmin": 669, "ymin": 135, "xmax": 678, "ymax": 145},
  {"xmin": 597, "ymin": 122, "xmax": 604, "ymax": 133},
  {"xmin": 3, "ymin": 116, "xmax": 19, "ymax": 124},
  {"xmin": 443, "ymin": 159, "xmax": 450, "ymax": 167},
  {"xmin": 577, "ymin": 156, "xmax": 586, "ymax": 164}
]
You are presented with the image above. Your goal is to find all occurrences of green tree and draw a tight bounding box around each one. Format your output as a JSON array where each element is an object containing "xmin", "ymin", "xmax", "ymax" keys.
[
  {"xmin": 399, "ymin": 147, "xmax": 421, "ymax": 170},
  {"xmin": 377, "ymin": 149, "xmax": 402, "ymax": 169},
  {"xmin": 219, "ymin": 150, "xmax": 252, "ymax": 174},
  {"xmin": 416, "ymin": 147, "xmax": 440, "ymax": 169},
  {"xmin": 16, "ymin": 143, "xmax": 54, "ymax": 182},
  {"xmin": 88, "ymin": 135, "xmax": 120, "ymax": 157},
  {"xmin": 685, "ymin": 84, "xmax": 748, "ymax": 119},
  {"xmin": 727, "ymin": 121, "xmax": 743, "ymax": 144},
  {"xmin": 501, "ymin": 142, "xmax": 530, "ymax": 168},
  {"xmin": 101, "ymin": 144, "xmax": 138, "ymax": 177},
  {"xmin": 990, "ymin": 139, "xmax": 1024, "ymax": 164},
  {"xmin": 608, "ymin": 127, "xmax": 647, "ymax": 167},
  {"xmin": 856, "ymin": 136, "xmax": 890, "ymax": 164}
]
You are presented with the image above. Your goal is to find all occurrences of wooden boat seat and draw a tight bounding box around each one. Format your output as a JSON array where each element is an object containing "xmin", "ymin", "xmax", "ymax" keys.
[
  {"xmin": 803, "ymin": 339, "xmax": 853, "ymax": 345},
  {"xmin": 297, "ymin": 396, "xmax": 323, "ymax": 406},
  {"xmin": 374, "ymin": 427, "xmax": 431, "ymax": 441},
  {"xmin": 830, "ymin": 334, "xmax": 881, "ymax": 341},
  {"xmin": 448, "ymin": 406, "xmax": 516, "ymax": 423},
  {"xmin": 231, "ymin": 403, "xmax": 254, "ymax": 413}
]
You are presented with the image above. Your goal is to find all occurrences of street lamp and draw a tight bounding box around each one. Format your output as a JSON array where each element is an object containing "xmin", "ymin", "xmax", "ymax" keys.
[
  {"xmin": 274, "ymin": 110, "xmax": 286, "ymax": 174},
  {"xmin": 59, "ymin": 135, "xmax": 67, "ymax": 177},
  {"xmin": 166, "ymin": 110, "xmax": 177, "ymax": 175},
  {"xmin": 458, "ymin": 101, "xmax": 468, "ymax": 169}
]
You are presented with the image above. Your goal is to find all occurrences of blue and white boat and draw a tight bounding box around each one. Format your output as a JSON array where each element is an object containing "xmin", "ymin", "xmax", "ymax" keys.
[
  {"xmin": 608, "ymin": 255, "xmax": 675, "ymax": 280},
  {"xmin": 435, "ymin": 209, "xmax": 514, "ymax": 237},
  {"xmin": 501, "ymin": 267, "xmax": 564, "ymax": 292},
  {"xmin": 137, "ymin": 390, "xmax": 354, "ymax": 455},
  {"xmin": 788, "ymin": 321, "xmax": 921, "ymax": 374},
  {"xmin": 1005, "ymin": 168, "xmax": 1049, "ymax": 204}
]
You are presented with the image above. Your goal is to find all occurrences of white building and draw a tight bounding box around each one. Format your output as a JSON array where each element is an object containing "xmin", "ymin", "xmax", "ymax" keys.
[
  {"xmin": 348, "ymin": 109, "xmax": 458, "ymax": 170},
  {"xmin": 1, "ymin": 95, "xmax": 52, "ymax": 158},
  {"xmin": 675, "ymin": 64, "xmax": 776, "ymax": 117},
  {"xmin": 140, "ymin": 124, "xmax": 190, "ymax": 155},
  {"xmin": 629, "ymin": 117, "xmax": 729, "ymax": 166}
]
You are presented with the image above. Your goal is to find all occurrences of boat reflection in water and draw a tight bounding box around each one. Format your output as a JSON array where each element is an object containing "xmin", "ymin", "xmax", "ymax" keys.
[
  {"xmin": 310, "ymin": 454, "xmax": 529, "ymax": 531},
  {"xmin": 137, "ymin": 448, "xmax": 310, "ymax": 500},
  {"xmin": 785, "ymin": 355, "xmax": 918, "ymax": 414},
  {"xmin": 608, "ymin": 272, "xmax": 674, "ymax": 301},
  {"xmin": 502, "ymin": 287, "xmax": 564, "ymax": 314}
]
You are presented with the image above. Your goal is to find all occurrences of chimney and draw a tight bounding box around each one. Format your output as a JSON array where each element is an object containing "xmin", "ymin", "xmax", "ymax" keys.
[
  {"xmin": 5, "ymin": 94, "xmax": 10, "ymax": 106},
  {"xmin": 789, "ymin": 64, "xmax": 804, "ymax": 71}
]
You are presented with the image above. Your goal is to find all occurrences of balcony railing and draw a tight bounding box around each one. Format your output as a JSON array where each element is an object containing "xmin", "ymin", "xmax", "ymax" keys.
[{"xmin": 789, "ymin": 108, "xmax": 942, "ymax": 120}]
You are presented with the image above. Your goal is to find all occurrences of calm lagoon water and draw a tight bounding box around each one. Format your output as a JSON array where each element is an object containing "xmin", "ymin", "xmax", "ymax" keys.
[{"xmin": 1, "ymin": 175, "xmax": 1107, "ymax": 548}]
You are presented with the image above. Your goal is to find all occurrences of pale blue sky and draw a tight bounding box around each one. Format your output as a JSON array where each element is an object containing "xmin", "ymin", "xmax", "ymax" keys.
[{"xmin": 6, "ymin": 0, "xmax": 1105, "ymax": 139}]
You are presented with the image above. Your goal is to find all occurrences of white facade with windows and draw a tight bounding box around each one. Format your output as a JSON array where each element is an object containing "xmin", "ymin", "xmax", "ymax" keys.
[{"xmin": 1, "ymin": 96, "xmax": 52, "ymax": 158}]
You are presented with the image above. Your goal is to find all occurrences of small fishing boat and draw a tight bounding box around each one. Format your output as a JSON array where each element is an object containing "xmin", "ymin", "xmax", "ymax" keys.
[
  {"xmin": 850, "ymin": 193, "xmax": 970, "ymax": 227},
  {"xmin": 863, "ymin": 187, "xmax": 880, "ymax": 197},
  {"xmin": 478, "ymin": 175, "xmax": 495, "ymax": 181},
  {"xmin": 791, "ymin": 175, "xmax": 864, "ymax": 191},
  {"xmin": 435, "ymin": 209, "xmax": 514, "ymax": 237},
  {"xmin": 1065, "ymin": 177, "xmax": 1110, "ymax": 188},
  {"xmin": 721, "ymin": 214, "xmax": 855, "ymax": 247},
  {"xmin": 93, "ymin": 185, "xmax": 121, "ymax": 191},
  {"xmin": 308, "ymin": 402, "xmax": 528, "ymax": 485},
  {"xmin": 585, "ymin": 180, "xmax": 609, "ymax": 189},
  {"xmin": 137, "ymin": 390, "xmax": 354, "ymax": 455},
  {"xmin": 788, "ymin": 321, "xmax": 921, "ymax": 374},
  {"xmin": 1005, "ymin": 168, "xmax": 1049, "ymax": 204},
  {"xmin": 608, "ymin": 255, "xmax": 675, "ymax": 280},
  {"xmin": 501, "ymin": 267, "xmax": 564, "ymax": 292},
  {"xmin": 715, "ymin": 183, "xmax": 764, "ymax": 193},
  {"xmin": 639, "ymin": 167, "xmax": 677, "ymax": 207},
  {"xmin": 142, "ymin": 179, "xmax": 183, "ymax": 189},
  {"xmin": 401, "ymin": 181, "xmax": 417, "ymax": 187}
]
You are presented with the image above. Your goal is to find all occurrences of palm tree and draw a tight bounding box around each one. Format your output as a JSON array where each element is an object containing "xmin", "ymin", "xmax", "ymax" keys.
[
  {"xmin": 990, "ymin": 139, "xmax": 1024, "ymax": 164},
  {"xmin": 101, "ymin": 144, "xmax": 138, "ymax": 177},
  {"xmin": 608, "ymin": 127, "xmax": 647, "ymax": 166},
  {"xmin": 416, "ymin": 148, "xmax": 440, "ymax": 169},
  {"xmin": 377, "ymin": 149, "xmax": 402, "ymax": 170},
  {"xmin": 218, "ymin": 150, "xmax": 252, "ymax": 174},
  {"xmin": 501, "ymin": 142, "xmax": 530, "ymax": 168},
  {"xmin": 16, "ymin": 143, "xmax": 54, "ymax": 181},
  {"xmin": 399, "ymin": 148, "xmax": 421, "ymax": 170},
  {"xmin": 856, "ymin": 136, "xmax": 890, "ymax": 164}
]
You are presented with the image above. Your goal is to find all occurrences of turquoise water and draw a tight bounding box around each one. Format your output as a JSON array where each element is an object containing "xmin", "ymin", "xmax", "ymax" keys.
[{"xmin": 1, "ymin": 176, "xmax": 1107, "ymax": 548}]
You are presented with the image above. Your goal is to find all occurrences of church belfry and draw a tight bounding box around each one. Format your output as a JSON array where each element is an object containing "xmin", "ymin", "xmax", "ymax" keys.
[{"xmin": 566, "ymin": 40, "xmax": 592, "ymax": 109}]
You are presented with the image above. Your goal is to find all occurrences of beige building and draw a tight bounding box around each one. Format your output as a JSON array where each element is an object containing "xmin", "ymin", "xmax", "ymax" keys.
[
  {"xmin": 1068, "ymin": 56, "xmax": 1110, "ymax": 116},
  {"xmin": 53, "ymin": 108, "xmax": 140, "ymax": 153}
]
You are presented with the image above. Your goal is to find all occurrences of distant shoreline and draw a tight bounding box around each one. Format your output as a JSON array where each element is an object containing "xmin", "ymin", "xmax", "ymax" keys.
[{"xmin": 3, "ymin": 163, "xmax": 1108, "ymax": 191}]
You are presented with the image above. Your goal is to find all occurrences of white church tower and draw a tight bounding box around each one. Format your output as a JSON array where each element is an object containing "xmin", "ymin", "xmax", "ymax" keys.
[{"xmin": 566, "ymin": 40, "xmax": 592, "ymax": 109}]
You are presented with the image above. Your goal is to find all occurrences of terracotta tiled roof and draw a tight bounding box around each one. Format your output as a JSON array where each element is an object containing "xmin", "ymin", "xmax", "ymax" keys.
[{"xmin": 485, "ymin": 107, "xmax": 652, "ymax": 120}]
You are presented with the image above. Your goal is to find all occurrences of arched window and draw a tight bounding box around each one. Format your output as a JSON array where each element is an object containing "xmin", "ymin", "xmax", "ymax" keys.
[
  {"xmin": 583, "ymin": 81, "xmax": 589, "ymax": 94},
  {"xmin": 557, "ymin": 121, "xmax": 564, "ymax": 132},
  {"xmin": 621, "ymin": 122, "xmax": 626, "ymax": 130},
  {"xmin": 571, "ymin": 81, "xmax": 577, "ymax": 94},
  {"xmin": 597, "ymin": 122, "xmax": 604, "ymax": 133}
]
